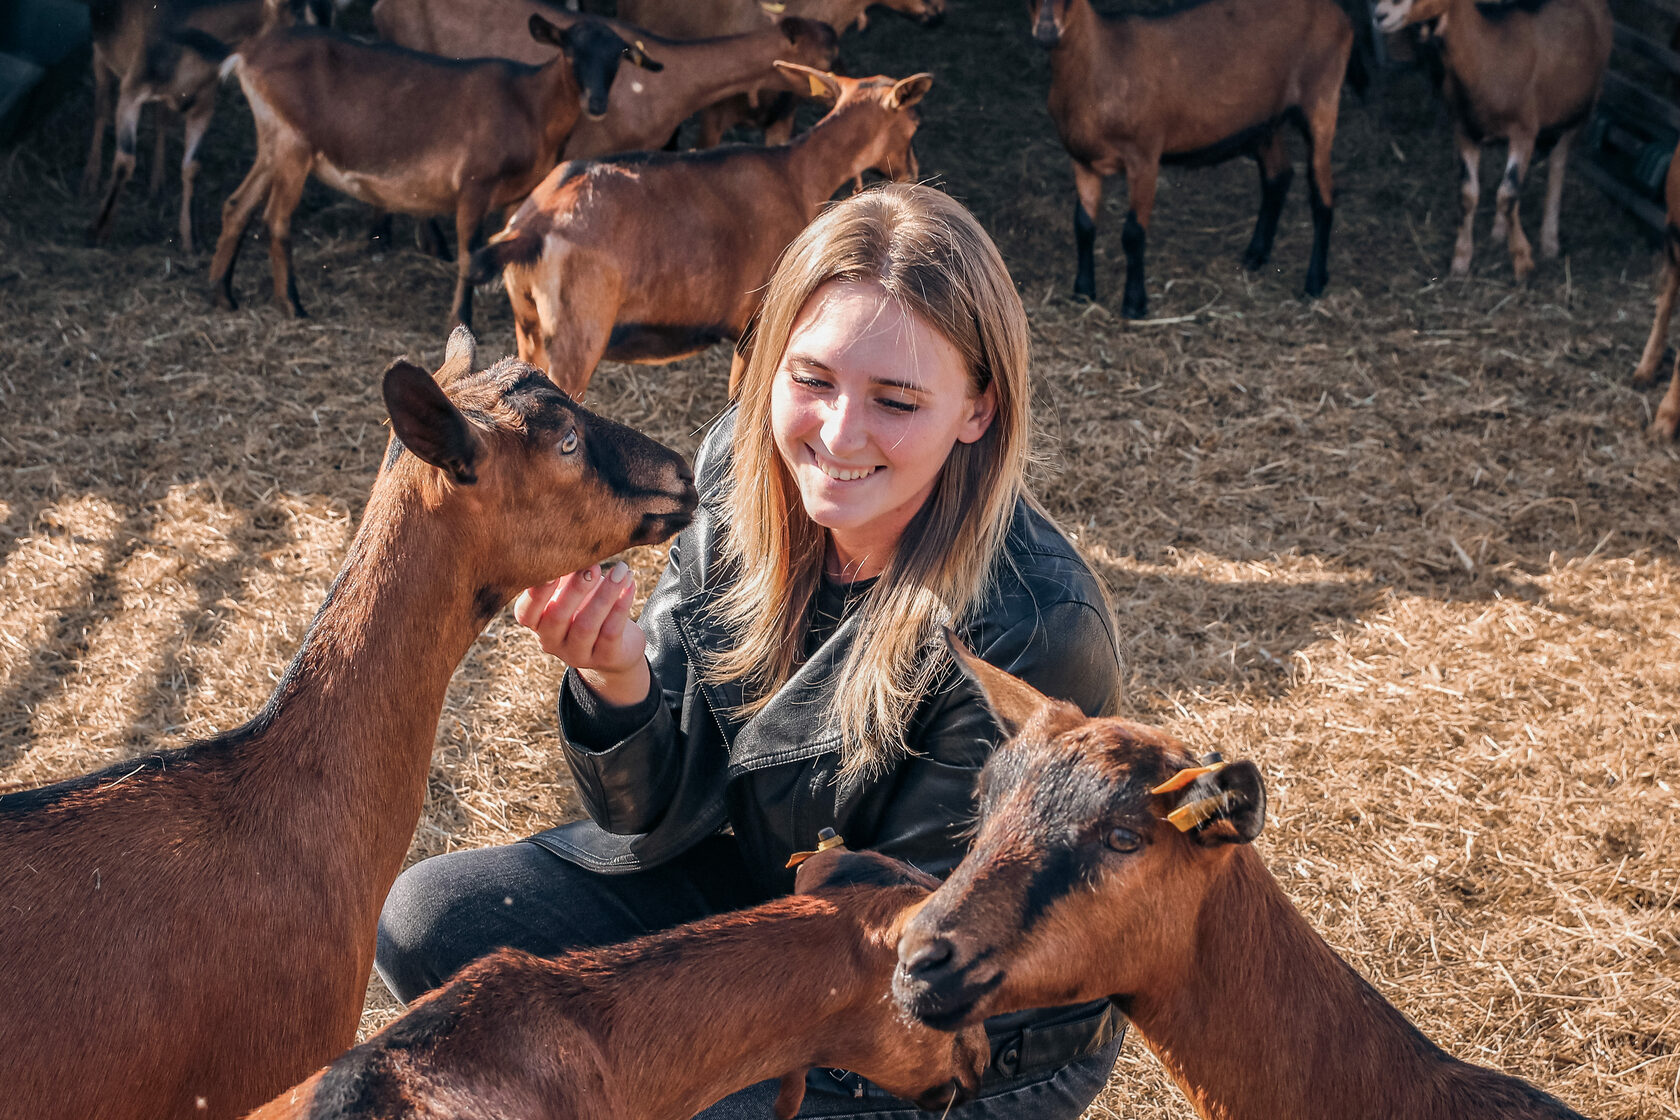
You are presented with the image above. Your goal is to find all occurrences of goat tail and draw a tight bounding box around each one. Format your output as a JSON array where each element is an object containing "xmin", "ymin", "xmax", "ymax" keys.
[{"xmin": 468, "ymin": 230, "xmax": 542, "ymax": 290}]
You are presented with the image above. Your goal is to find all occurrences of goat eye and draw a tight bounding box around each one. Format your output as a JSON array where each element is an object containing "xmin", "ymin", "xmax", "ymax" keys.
[
  {"xmin": 1105, "ymin": 827, "xmax": 1142, "ymax": 853},
  {"xmin": 559, "ymin": 431, "xmax": 579, "ymax": 455}
]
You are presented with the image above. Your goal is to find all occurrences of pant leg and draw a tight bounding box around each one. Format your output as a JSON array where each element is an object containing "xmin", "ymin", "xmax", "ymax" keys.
[
  {"xmin": 376, "ymin": 834, "xmax": 762, "ymax": 1004},
  {"xmin": 692, "ymin": 1031, "xmax": 1124, "ymax": 1120}
]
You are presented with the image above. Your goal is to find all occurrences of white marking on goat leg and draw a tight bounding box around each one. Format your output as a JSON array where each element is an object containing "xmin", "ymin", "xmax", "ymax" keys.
[
  {"xmin": 1451, "ymin": 140, "xmax": 1478, "ymax": 277},
  {"xmin": 1497, "ymin": 147, "xmax": 1534, "ymax": 281}
]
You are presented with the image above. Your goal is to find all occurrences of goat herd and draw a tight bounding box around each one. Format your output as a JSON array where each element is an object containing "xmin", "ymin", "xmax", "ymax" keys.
[{"xmin": 0, "ymin": 0, "xmax": 1664, "ymax": 1117}]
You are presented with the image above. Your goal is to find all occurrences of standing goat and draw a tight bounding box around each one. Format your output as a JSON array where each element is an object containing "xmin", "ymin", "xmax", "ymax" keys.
[
  {"xmin": 0, "ymin": 329, "xmax": 697, "ymax": 1120},
  {"xmin": 1631, "ymin": 142, "xmax": 1680, "ymax": 439},
  {"xmin": 243, "ymin": 847, "xmax": 988, "ymax": 1120},
  {"xmin": 84, "ymin": 0, "xmax": 329, "ymax": 253},
  {"xmin": 368, "ymin": 0, "xmax": 840, "ymax": 160},
  {"xmin": 1374, "ymin": 0, "xmax": 1611, "ymax": 280},
  {"xmin": 1030, "ymin": 0, "xmax": 1355, "ymax": 318},
  {"xmin": 892, "ymin": 641, "xmax": 1594, "ymax": 1120},
  {"xmin": 470, "ymin": 63, "xmax": 930, "ymax": 397},
  {"xmin": 182, "ymin": 17, "xmax": 660, "ymax": 325}
]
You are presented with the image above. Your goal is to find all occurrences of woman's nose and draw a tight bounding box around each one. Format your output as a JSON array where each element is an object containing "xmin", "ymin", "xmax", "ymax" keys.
[{"xmin": 820, "ymin": 396, "xmax": 867, "ymax": 454}]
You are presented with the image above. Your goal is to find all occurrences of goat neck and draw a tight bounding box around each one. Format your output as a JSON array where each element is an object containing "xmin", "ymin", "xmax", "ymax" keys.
[
  {"xmin": 1130, "ymin": 846, "xmax": 1587, "ymax": 1120},
  {"xmin": 781, "ymin": 95, "xmax": 897, "ymax": 216},
  {"xmin": 237, "ymin": 467, "xmax": 498, "ymax": 896},
  {"xmin": 574, "ymin": 892, "xmax": 916, "ymax": 1119}
]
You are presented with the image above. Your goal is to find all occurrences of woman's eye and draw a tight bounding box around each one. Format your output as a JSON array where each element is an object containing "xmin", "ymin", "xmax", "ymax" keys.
[
  {"xmin": 559, "ymin": 431, "xmax": 579, "ymax": 455},
  {"xmin": 1105, "ymin": 827, "xmax": 1143, "ymax": 854},
  {"xmin": 790, "ymin": 373, "xmax": 831, "ymax": 391},
  {"xmin": 877, "ymin": 397, "xmax": 917, "ymax": 414}
]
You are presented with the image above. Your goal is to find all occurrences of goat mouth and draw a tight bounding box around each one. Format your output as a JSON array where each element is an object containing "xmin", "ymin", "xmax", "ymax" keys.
[
  {"xmin": 892, "ymin": 965, "xmax": 1002, "ymax": 1030},
  {"xmin": 912, "ymin": 1077, "xmax": 972, "ymax": 1112}
]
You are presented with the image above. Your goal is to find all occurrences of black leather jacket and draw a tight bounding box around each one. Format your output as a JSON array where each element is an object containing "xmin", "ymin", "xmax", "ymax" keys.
[
  {"xmin": 529, "ymin": 408, "xmax": 1122, "ymax": 894},
  {"xmin": 527, "ymin": 409, "xmax": 1126, "ymax": 1083}
]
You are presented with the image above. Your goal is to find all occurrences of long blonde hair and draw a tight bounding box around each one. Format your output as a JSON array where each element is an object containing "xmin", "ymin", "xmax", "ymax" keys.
[{"xmin": 708, "ymin": 184, "xmax": 1037, "ymax": 776}]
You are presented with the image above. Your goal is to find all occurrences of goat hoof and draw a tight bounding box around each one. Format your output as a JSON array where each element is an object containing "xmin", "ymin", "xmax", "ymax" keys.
[
  {"xmin": 215, "ymin": 290, "xmax": 238, "ymax": 312},
  {"xmin": 1633, "ymin": 354, "xmax": 1669, "ymax": 388},
  {"xmin": 1651, "ymin": 412, "xmax": 1680, "ymax": 441},
  {"xmin": 1540, "ymin": 239, "xmax": 1560, "ymax": 260},
  {"xmin": 1072, "ymin": 282, "xmax": 1097, "ymax": 303},
  {"xmin": 1304, "ymin": 274, "xmax": 1327, "ymax": 299},
  {"xmin": 1242, "ymin": 247, "xmax": 1269, "ymax": 272},
  {"xmin": 1120, "ymin": 298, "xmax": 1147, "ymax": 321}
]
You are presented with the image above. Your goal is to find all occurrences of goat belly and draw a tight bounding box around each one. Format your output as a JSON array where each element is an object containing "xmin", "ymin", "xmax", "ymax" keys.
[
  {"xmin": 313, "ymin": 159, "xmax": 445, "ymax": 214},
  {"xmin": 603, "ymin": 322, "xmax": 735, "ymax": 363}
]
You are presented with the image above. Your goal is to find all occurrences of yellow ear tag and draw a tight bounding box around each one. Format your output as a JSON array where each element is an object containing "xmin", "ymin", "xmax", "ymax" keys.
[
  {"xmin": 806, "ymin": 72, "xmax": 829, "ymax": 98},
  {"xmin": 1164, "ymin": 791, "xmax": 1239, "ymax": 833},
  {"xmin": 761, "ymin": 1, "xmax": 787, "ymax": 11},
  {"xmin": 785, "ymin": 828, "xmax": 845, "ymax": 869},
  {"xmin": 1149, "ymin": 760, "xmax": 1226, "ymax": 796}
]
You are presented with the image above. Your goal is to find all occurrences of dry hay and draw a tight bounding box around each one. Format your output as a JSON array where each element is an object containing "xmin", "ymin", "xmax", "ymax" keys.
[{"xmin": 0, "ymin": 0, "xmax": 1676, "ymax": 1116}]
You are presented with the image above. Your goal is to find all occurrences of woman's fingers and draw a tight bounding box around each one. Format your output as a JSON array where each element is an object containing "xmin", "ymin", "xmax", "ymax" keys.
[
  {"xmin": 513, "ymin": 577, "xmax": 563, "ymax": 630},
  {"xmin": 518, "ymin": 563, "xmax": 643, "ymax": 672},
  {"xmin": 567, "ymin": 562, "xmax": 631, "ymax": 646}
]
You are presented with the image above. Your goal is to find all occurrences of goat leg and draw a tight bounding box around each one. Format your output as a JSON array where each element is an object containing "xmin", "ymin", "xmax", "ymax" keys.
[
  {"xmin": 1071, "ymin": 160, "xmax": 1104, "ymax": 302},
  {"xmin": 1301, "ymin": 81, "xmax": 1339, "ymax": 298},
  {"xmin": 1655, "ymin": 352, "xmax": 1680, "ymax": 439},
  {"xmin": 772, "ymin": 1071, "xmax": 808, "ymax": 1120},
  {"xmin": 449, "ymin": 196, "xmax": 490, "ymax": 327},
  {"xmin": 82, "ymin": 52, "xmax": 111, "ymax": 198},
  {"xmin": 1539, "ymin": 128, "xmax": 1574, "ymax": 260},
  {"xmin": 1450, "ymin": 128, "xmax": 1478, "ymax": 277},
  {"xmin": 1496, "ymin": 138, "xmax": 1535, "ymax": 282},
  {"xmin": 90, "ymin": 81, "xmax": 145, "ymax": 244},
  {"xmin": 210, "ymin": 160, "xmax": 273, "ymax": 310},
  {"xmin": 1634, "ymin": 233, "xmax": 1680, "ymax": 387},
  {"xmin": 1243, "ymin": 131, "xmax": 1292, "ymax": 272},
  {"xmin": 149, "ymin": 103, "xmax": 168, "ymax": 197},
  {"xmin": 1118, "ymin": 155, "xmax": 1157, "ymax": 320},
  {"xmin": 261, "ymin": 151, "xmax": 311, "ymax": 317},
  {"xmin": 178, "ymin": 95, "xmax": 214, "ymax": 254}
]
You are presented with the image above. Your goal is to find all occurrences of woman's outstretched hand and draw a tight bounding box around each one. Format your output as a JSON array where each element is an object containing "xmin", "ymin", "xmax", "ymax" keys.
[{"xmin": 514, "ymin": 562, "xmax": 652, "ymax": 708}]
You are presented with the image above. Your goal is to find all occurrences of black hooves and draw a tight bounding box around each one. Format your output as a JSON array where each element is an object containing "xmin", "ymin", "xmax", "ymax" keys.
[{"xmin": 1120, "ymin": 298, "xmax": 1147, "ymax": 320}]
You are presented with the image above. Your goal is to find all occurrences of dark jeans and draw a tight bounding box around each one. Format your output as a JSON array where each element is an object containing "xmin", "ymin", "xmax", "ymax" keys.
[{"xmin": 377, "ymin": 837, "xmax": 1122, "ymax": 1120}]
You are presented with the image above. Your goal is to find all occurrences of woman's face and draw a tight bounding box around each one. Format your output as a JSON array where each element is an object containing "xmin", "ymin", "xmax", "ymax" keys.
[{"xmin": 770, "ymin": 280, "xmax": 996, "ymax": 578}]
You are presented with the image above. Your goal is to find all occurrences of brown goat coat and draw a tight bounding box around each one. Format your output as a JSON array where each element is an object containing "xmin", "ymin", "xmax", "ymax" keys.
[
  {"xmin": 1631, "ymin": 145, "xmax": 1680, "ymax": 439},
  {"xmin": 244, "ymin": 856, "xmax": 987, "ymax": 1120},
  {"xmin": 483, "ymin": 66, "xmax": 929, "ymax": 397},
  {"xmin": 205, "ymin": 21, "xmax": 650, "ymax": 325},
  {"xmin": 86, "ymin": 0, "xmax": 277, "ymax": 252},
  {"xmin": 895, "ymin": 652, "xmax": 1592, "ymax": 1120},
  {"xmin": 0, "ymin": 338, "xmax": 696, "ymax": 1120},
  {"xmin": 1375, "ymin": 0, "xmax": 1611, "ymax": 278},
  {"xmin": 1037, "ymin": 0, "xmax": 1351, "ymax": 315},
  {"xmin": 368, "ymin": 1, "xmax": 839, "ymax": 160},
  {"xmin": 614, "ymin": 0, "xmax": 943, "ymax": 146}
]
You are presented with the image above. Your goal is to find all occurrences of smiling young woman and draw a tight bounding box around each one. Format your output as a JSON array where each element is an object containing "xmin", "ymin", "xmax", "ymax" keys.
[{"xmin": 376, "ymin": 184, "xmax": 1128, "ymax": 1119}]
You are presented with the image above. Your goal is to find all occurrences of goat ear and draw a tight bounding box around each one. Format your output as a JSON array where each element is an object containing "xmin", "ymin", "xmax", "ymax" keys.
[
  {"xmin": 945, "ymin": 629, "xmax": 1053, "ymax": 740},
  {"xmin": 1175, "ymin": 760, "xmax": 1266, "ymax": 847},
  {"xmin": 888, "ymin": 72, "xmax": 934, "ymax": 111},
  {"xmin": 774, "ymin": 60, "xmax": 841, "ymax": 103},
  {"xmin": 436, "ymin": 325, "xmax": 476, "ymax": 387},
  {"xmin": 528, "ymin": 13, "xmax": 569, "ymax": 52},
  {"xmin": 383, "ymin": 360, "xmax": 481, "ymax": 486},
  {"xmin": 772, "ymin": 1071, "xmax": 807, "ymax": 1120},
  {"xmin": 624, "ymin": 39, "xmax": 663, "ymax": 71},
  {"xmin": 794, "ymin": 847, "xmax": 940, "ymax": 895}
]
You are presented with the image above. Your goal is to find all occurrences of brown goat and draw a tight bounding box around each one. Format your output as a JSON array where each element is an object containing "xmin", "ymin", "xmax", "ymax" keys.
[
  {"xmin": 83, "ymin": 0, "xmax": 328, "ymax": 252},
  {"xmin": 369, "ymin": 0, "xmax": 840, "ymax": 160},
  {"xmin": 1631, "ymin": 144, "xmax": 1680, "ymax": 440},
  {"xmin": 0, "ymin": 328, "xmax": 697, "ymax": 1120},
  {"xmin": 891, "ymin": 642, "xmax": 1593, "ymax": 1120},
  {"xmin": 471, "ymin": 63, "xmax": 930, "ymax": 397},
  {"xmin": 182, "ymin": 16, "xmax": 660, "ymax": 325},
  {"xmin": 1030, "ymin": 0, "xmax": 1354, "ymax": 319},
  {"xmin": 617, "ymin": 0, "xmax": 945, "ymax": 146},
  {"xmin": 1374, "ymin": 0, "xmax": 1611, "ymax": 280},
  {"xmin": 243, "ymin": 847, "xmax": 988, "ymax": 1120}
]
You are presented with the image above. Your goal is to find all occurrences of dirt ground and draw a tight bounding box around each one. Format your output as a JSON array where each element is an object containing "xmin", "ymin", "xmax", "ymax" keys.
[{"xmin": 2, "ymin": 0, "xmax": 1678, "ymax": 1116}]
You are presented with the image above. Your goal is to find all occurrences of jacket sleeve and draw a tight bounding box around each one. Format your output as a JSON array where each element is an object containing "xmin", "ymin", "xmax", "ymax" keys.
[
  {"xmin": 550, "ymin": 404, "xmax": 742, "ymax": 838},
  {"xmin": 862, "ymin": 598, "xmax": 1120, "ymax": 878}
]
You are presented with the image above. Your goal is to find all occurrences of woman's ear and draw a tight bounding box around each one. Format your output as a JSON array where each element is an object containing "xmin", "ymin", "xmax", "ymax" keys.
[{"xmin": 956, "ymin": 382, "xmax": 997, "ymax": 444}]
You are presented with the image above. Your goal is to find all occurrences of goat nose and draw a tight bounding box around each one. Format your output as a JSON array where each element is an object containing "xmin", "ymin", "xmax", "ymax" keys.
[{"xmin": 903, "ymin": 936, "xmax": 954, "ymax": 976}]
